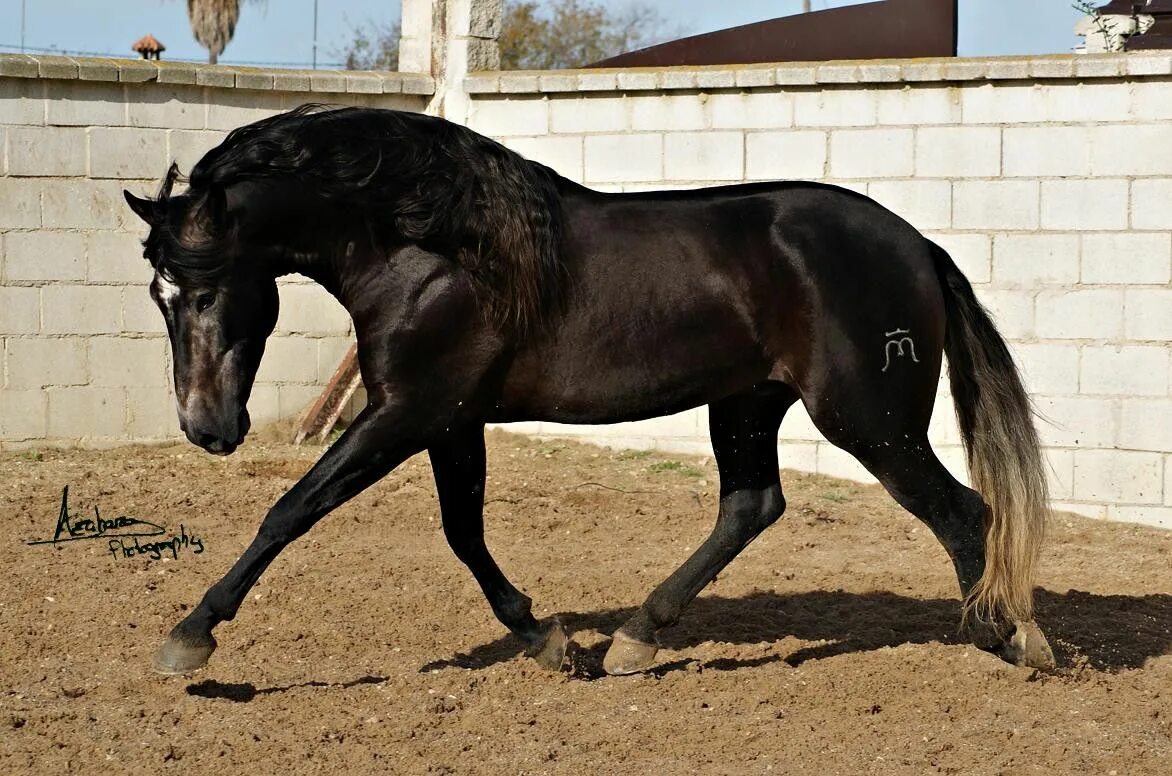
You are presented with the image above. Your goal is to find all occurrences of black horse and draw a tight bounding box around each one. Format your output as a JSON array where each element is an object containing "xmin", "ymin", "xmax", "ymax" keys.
[{"xmin": 123, "ymin": 105, "xmax": 1054, "ymax": 677}]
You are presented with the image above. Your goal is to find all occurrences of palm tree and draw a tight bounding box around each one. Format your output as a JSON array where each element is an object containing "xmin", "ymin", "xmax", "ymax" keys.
[{"xmin": 186, "ymin": 0, "xmax": 264, "ymax": 64}]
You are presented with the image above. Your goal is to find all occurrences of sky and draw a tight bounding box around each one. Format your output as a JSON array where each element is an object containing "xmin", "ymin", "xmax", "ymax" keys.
[{"xmin": 0, "ymin": 1, "xmax": 1087, "ymax": 68}]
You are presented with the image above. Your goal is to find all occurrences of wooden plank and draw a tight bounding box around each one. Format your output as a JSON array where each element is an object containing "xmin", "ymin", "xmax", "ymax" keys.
[{"xmin": 292, "ymin": 343, "xmax": 361, "ymax": 445}]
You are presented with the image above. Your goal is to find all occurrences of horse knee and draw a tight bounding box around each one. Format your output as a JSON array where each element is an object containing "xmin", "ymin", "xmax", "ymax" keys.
[{"xmin": 258, "ymin": 497, "xmax": 314, "ymax": 545}]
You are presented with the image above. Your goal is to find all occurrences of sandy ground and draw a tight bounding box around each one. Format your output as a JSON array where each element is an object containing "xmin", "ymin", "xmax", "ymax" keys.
[{"xmin": 1, "ymin": 430, "xmax": 1169, "ymax": 775}]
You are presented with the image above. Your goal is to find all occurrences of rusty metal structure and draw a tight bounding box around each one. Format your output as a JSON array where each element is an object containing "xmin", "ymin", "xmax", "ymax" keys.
[
  {"xmin": 589, "ymin": 0, "xmax": 957, "ymax": 69},
  {"xmin": 131, "ymin": 34, "xmax": 166, "ymax": 60}
]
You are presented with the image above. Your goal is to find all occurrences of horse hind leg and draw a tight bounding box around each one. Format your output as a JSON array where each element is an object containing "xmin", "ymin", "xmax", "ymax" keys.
[
  {"xmin": 814, "ymin": 426, "xmax": 1054, "ymax": 669},
  {"xmin": 604, "ymin": 385, "xmax": 795, "ymax": 675}
]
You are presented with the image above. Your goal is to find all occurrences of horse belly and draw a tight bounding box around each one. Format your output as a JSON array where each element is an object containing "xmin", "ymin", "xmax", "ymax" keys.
[{"xmin": 501, "ymin": 310, "xmax": 773, "ymax": 425}]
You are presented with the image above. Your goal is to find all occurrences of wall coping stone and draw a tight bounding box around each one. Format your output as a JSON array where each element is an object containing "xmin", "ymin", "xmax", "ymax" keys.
[
  {"xmin": 463, "ymin": 52, "xmax": 1171, "ymax": 95},
  {"xmin": 0, "ymin": 54, "xmax": 435, "ymax": 96}
]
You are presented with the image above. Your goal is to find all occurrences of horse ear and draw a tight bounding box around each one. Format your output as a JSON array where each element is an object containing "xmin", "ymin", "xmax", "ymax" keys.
[
  {"xmin": 160, "ymin": 162, "xmax": 180, "ymax": 199},
  {"xmin": 199, "ymin": 185, "xmax": 228, "ymax": 232},
  {"xmin": 124, "ymin": 191, "xmax": 159, "ymax": 226}
]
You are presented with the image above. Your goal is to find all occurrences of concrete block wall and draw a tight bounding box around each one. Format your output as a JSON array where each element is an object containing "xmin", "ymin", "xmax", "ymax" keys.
[
  {"xmin": 463, "ymin": 54, "xmax": 1172, "ymax": 529},
  {"xmin": 0, "ymin": 55, "xmax": 432, "ymax": 448},
  {"xmin": 2, "ymin": 48, "xmax": 1169, "ymax": 530}
]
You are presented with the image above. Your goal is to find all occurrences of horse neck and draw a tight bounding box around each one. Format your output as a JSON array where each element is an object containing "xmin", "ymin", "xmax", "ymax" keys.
[{"xmin": 258, "ymin": 213, "xmax": 361, "ymax": 295}]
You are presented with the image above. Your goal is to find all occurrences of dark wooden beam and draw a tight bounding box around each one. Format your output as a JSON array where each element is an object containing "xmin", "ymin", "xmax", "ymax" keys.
[{"xmin": 293, "ymin": 343, "xmax": 361, "ymax": 445}]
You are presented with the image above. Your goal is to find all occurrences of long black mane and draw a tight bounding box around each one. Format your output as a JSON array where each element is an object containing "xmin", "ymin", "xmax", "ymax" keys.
[{"xmin": 163, "ymin": 105, "xmax": 567, "ymax": 336}]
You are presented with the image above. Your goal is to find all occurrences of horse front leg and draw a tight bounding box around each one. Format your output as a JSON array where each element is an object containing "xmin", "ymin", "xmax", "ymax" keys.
[
  {"xmin": 429, "ymin": 426, "xmax": 568, "ymax": 670},
  {"xmin": 153, "ymin": 402, "xmax": 423, "ymax": 675}
]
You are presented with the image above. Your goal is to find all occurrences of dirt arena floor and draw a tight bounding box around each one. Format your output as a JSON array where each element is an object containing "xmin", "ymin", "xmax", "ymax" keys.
[{"xmin": 1, "ymin": 430, "xmax": 1169, "ymax": 775}]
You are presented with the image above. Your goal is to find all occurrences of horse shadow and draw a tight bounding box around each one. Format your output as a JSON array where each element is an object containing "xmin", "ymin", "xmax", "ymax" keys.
[
  {"xmin": 419, "ymin": 588, "xmax": 1172, "ymax": 678},
  {"xmin": 186, "ymin": 674, "xmax": 387, "ymax": 702}
]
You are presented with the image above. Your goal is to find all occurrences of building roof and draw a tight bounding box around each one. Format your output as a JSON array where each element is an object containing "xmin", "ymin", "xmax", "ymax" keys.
[{"xmin": 132, "ymin": 34, "xmax": 165, "ymax": 54}]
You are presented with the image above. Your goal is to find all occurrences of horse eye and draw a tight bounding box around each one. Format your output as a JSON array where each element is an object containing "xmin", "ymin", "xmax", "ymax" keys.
[{"xmin": 194, "ymin": 291, "xmax": 216, "ymax": 313}]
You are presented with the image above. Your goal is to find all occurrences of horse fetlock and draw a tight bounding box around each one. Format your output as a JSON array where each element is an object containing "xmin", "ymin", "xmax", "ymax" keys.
[
  {"xmin": 524, "ymin": 619, "xmax": 569, "ymax": 671},
  {"xmin": 995, "ymin": 620, "xmax": 1055, "ymax": 670},
  {"xmin": 603, "ymin": 629, "xmax": 659, "ymax": 676},
  {"xmin": 963, "ymin": 616, "xmax": 1011, "ymax": 651},
  {"xmin": 495, "ymin": 592, "xmax": 533, "ymax": 624}
]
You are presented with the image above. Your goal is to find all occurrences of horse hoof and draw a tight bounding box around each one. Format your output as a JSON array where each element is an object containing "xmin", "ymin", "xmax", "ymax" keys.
[
  {"xmin": 997, "ymin": 620, "xmax": 1055, "ymax": 670},
  {"xmin": 603, "ymin": 630, "xmax": 659, "ymax": 676},
  {"xmin": 526, "ymin": 620, "xmax": 568, "ymax": 671},
  {"xmin": 153, "ymin": 632, "xmax": 217, "ymax": 676}
]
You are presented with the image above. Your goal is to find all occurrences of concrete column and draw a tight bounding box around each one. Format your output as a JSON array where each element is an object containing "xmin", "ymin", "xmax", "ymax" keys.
[
  {"xmin": 397, "ymin": 0, "xmax": 435, "ymax": 75},
  {"xmin": 398, "ymin": 0, "xmax": 502, "ymax": 121}
]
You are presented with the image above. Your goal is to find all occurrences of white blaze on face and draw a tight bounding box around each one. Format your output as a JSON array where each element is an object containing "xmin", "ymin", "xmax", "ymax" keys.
[
  {"xmin": 155, "ymin": 270, "xmax": 181, "ymax": 310},
  {"xmin": 154, "ymin": 271, "xmax": 194, "ymax": 415}
]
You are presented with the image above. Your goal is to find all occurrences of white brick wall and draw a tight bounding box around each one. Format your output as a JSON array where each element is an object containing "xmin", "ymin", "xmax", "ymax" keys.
[
  {"xmin": 463, "ymin": 54, "xmax": 1172, "ymax": 529},
  {"xmin": 1081, "ymin": 233, "xmax": 1171, "ymax": 285},
  {"xmin": 3, "ymin": 51, "xmax": 1171, "ymax": 529},
  {"xmin": 868, "ymin": 180, "xmax": 952, "ymax": 230},
  {"xmin": 89, "ymin": 128, "xmax": 169, "ymax": 179},
  {"xmin": 584, "ymin": 134, "xmax": 663, "ymax": 183},
  {"xmin": 664, "ymin": 131, "xmax": 744, "ymax": 181},
  {"xmin": 953, "ymin": 181, "xmax": 1040, "ymax": 230},
  {"xmin": 1011, "ymin": 342, "xmax": 1080, "ymax": 395},
  {"xmin": 745, "ymin": 131, "xmax": 827, "ymax": 180},
  {"xmin": 5, "ymin": 231, "xmax": 87, "ymax": 281},
  {"xmin": 992, "ymin": 234, "xmax": 1079, "ymax": 286},
  {"xmin": 1036, "ymin": 289, "xmax": 1125, "ymax": 340},
  {"xmin": 8, "ymin": 126, "xmax": 87, "ymax": 176},
  {"xmin": 828, "ymin": 128, "xmax": 913, "ymax": 178},
  {"xmin": 929, "ymin": 233, "xmax": 991, "ymax": 283},
  {"xmin": 630, "ymin": 93, "xmax": 708, "ymax": 131},
  {"xmin": 1, "ymin": 58, "xmax": 429, "ymax": 449},
  {"xmin": 550, "ymin": 95, "xmax": 626, "ymax": 133},
  {"xmin": 1132, "ymin": 179, "xmax": 1172, "ymax": 229},
  {"xmin": 503, "ymin": 135, "xmax": 583, "ymax": 180},
  {"xmin": 1124, "ymin": 289, "xmax": 1172, "ymax": 340},
  {"xmin": 916, "ymin": 126, "xmax": 1001, "ymax": 177},
  {"xmin": 1041, "ymin": 179, "xmax": 1129, "ymax": 231},
  {"xmin": 1003, "ymin": 126, "xmax": 1091, "ymax": 178}
]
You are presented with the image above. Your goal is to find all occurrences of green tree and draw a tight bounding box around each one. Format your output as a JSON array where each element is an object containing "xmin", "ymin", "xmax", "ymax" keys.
[{"xmin": 339, "ymin": 0, "xmax": 682, "ymax": 71}]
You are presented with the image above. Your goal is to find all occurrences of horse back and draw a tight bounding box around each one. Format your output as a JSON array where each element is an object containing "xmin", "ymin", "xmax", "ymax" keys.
[{"xmin": 497, "ymin": 181, "xmax": 946, "ymax": 424}]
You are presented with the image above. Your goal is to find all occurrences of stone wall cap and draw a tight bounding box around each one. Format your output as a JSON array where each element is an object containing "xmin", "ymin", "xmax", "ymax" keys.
[
  {"xmin": 0, "ymin": 53, "xmax": 435, "ymax": 95},
  {"xmin": 464, "ymin": 52, "xmax": 1171, "ymax": 94}
]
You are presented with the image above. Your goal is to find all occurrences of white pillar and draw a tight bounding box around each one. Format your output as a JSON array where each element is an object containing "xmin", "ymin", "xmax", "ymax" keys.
[
  {"xmin": 398, "ymin": 0, "xmax": 502, "ymax": 122},
  {"xmin": 397, "ymin": 0, "xmax": 436, "ymax": 75}
]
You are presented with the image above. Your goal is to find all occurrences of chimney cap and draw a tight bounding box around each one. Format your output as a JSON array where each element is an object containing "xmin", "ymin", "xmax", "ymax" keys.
[{"xmin": 132, "ymin": 34, "xmax": 166, "ymax": 54}]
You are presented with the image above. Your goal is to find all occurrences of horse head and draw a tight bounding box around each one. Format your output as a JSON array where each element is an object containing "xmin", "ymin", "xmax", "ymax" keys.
[{"xmin": 124, "ymin": 166, "xmax": 278, "ymax": 455}]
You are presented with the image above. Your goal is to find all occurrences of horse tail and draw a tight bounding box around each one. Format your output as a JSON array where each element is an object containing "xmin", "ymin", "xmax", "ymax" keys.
[{"xmin": 931, "ymin": 242, "xmax": 1048, "ymax": 625}]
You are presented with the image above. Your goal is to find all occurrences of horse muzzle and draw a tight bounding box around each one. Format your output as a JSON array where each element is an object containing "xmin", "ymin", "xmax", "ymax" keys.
[{"xmin": 184, "ymin": 407, "xmax": 250, "ymax": 456}]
